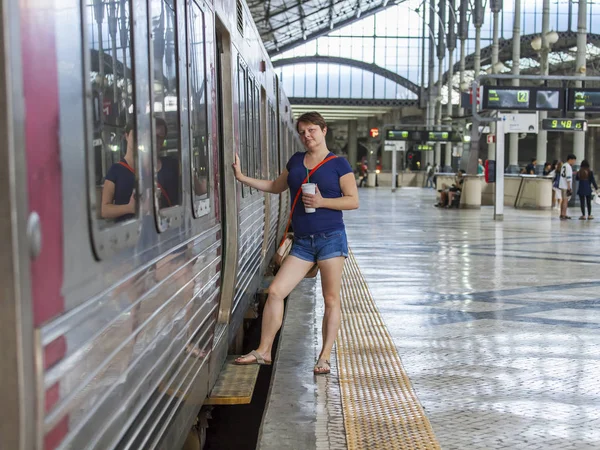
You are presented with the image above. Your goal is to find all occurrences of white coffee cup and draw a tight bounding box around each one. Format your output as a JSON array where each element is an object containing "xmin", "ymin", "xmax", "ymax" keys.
[{"xmin": 301, "ymin": 183, "xmax": 317, "ymax": 213}]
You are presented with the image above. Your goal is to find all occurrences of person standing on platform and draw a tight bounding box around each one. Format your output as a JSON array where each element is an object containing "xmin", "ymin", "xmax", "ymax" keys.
[
  {"xmin": 232, "ymin": 111, "xmax": 359, "ymax": 375},
  {"xmin": 560, "ymin": 154, "xmax": 576, "ymax": 220},
  {"xmin": 526, "ymin": 158, "xmax": 537, "ymax": 175},
  {"xmin": 477, "ymin": 159, "xmax": 484, "ymax": 175},
  {"xmin": 576, "ymin": 159, "xmax": 598, "ymax": 220},
  {"xmin": 426, "ymin": 163, "xmax": 435, "ymax": 188}
]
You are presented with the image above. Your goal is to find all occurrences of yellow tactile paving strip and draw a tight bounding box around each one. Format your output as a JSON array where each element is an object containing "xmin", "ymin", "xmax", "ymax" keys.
[{"xmin": 338, "ymin": 249, "xmax": 441, "ymax": 450}]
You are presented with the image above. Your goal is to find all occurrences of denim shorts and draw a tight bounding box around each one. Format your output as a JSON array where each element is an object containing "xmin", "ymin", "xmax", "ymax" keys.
[{"xmin": 289, "ymin": 229, "xmax": 349, "ymax": 263}]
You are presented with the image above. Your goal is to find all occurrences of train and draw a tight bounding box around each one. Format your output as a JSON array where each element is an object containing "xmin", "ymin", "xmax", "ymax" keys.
[{"xmin": 0, "ymin": 0, "xmax": 301, "ymax": 448}]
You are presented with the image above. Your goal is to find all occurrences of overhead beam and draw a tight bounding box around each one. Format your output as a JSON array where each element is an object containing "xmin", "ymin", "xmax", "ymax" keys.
[
  {"xmin": 254, "ymin": 0, "xmax": 350, "ymax": 27},
  {"xmin": 441, "ymin": 31, "xmax": 600, "ymax": 84},
  {"xmin": 289, "ymin": 97, "xmax": 419, "ymax": 107},
  {"xmin": 268, "ymin": 1, "xmax": 408, "ymax": 57},
  {"xmin": 272, "ymin": 55, "xmax": 421, "ymax": 94}
]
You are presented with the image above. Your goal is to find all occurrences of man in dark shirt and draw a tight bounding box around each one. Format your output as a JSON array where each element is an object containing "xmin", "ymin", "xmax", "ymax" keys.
[
  {"xmin": 101, "ymin": 122, "xmax": 136, "ymax": 221},
  {"xmin": 525, "ymin": 158, "xmax": 537, "ymax": 175}
]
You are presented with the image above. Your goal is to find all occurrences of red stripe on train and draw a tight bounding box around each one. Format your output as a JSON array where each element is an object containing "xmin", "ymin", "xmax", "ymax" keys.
[
  {"xmin": 21, "ymin": 0, "xmax": 65, "ymax": 328},
  {"xmin": 21, "ymin": 0, "xmax": 67, "ymax": 447}
]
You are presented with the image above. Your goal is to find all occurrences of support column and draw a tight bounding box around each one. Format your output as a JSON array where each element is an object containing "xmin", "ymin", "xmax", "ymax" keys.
[
  {"xmin": 367, "ymin": 117, "xmax": 379, "ymax": 187},
  {"xmin": 444, "ymin": 0, "xmax": 456, "ymax": 172},
  {"xmin": 554, "ymin": 133, "xmax": 563, "ymax": 163},
  {"xmin": 435, "ymin": 0, "xmax": 446, "ymax": 170},
  {"xmin": 488, "ymin": 4, "xmax": 501, "ymax": 162},
  {"xmin": 347, "ymin": 120, "xmax": 358, "ymax": 172},
  {"xmin": 536, "ymin": 0, "xmax": 550, "ymax": 174},
  {"xmin": 435, "ymin": 61, "xmax": 443, "ymax": 168},
  {"xmin": 458, "ymin": 0, "xmax": 468, "ymax": 167},
  {"xmin": 458, "ymin": 0, "xmax": 468, "ymax": 119},
  {"xmin": 588, "ymin": 128, "xmax": 595, "ymax": 174},
  {"xmin": 508, "ymin": 0, "xmax": 521, "ymax": 173},
  {"xmin": 573, "ymin": 0, "xmax": 587, "ymax": 168},
  {"xmin": 469, "ymin": 0, "xmax": 483, "ymax": 172},
  {"xmin": 428, "ymin": 0, "xmax": 437, "ymax": 168}
]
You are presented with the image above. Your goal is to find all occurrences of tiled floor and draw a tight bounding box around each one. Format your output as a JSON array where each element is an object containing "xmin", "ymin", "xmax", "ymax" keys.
[{"xmin": 345, "ymin": 188, "xmax": 600, "ymax": 449}]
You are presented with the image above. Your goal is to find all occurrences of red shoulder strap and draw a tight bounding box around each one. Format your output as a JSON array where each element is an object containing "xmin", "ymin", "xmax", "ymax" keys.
[
  {"xmin": 118, "ymin": 161, "xmax": 135, "ymax": 174},
  {"xmin": 280, "ymin": 155, "xmax": 337, "ymax": 247}
]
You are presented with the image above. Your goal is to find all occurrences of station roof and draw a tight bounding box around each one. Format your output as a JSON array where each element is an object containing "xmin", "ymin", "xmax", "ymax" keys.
[{"xmin": 248, "ymin": 0, "xmax": 404, "ymax": 56}]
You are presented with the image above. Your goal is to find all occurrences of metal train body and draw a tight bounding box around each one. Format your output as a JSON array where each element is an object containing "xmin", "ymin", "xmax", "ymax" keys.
[{"xmin": 0, "ymin": 0, "xmax": 299, "ymax": 447}]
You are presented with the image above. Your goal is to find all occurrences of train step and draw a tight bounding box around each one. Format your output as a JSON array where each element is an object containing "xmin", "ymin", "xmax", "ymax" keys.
[{"xmin": 205, "ymin": 356, "xmax": 260, "ymax": 405}]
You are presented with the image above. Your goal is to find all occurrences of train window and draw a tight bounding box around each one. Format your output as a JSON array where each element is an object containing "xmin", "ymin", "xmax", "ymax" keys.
[
  {"xmin": 188, "ymin": 1, "xmax": 210, "ymax": 218},
  {"xmin": 85, "ymin": 0, "xmax": 140, "ymax": 258},
  {"xmin": 254, "ymin": 85, "xmax": 261, "ymax": 180},
  {"xmin": 268, "ymin": 105, "xmax": 277, "ymax": 179},
  {"xmin": 248, "ymin": 77, "xmax": 255, "ymax": 192},
  {"xmin": 238, "ymin": 59, "xmax": 248, "ymax": 197},
  {"xmin": 151, "ymin": 0, "xmax": 183, "ymax": 229}
]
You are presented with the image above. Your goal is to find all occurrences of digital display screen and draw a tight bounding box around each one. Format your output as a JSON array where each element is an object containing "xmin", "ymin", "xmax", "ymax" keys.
[
  {"xmin": 416, "ymin": 145, "xmax": 434, "ymax": 151},
  {"xmin": 387, "ymin": 130, "xmax": 410, "ymax": 140},
  {"xmin": 387, "ymin": 130, "xmax": 460, "ymax": 142},
  {"xmin": 483, "ymin": 87, "xmax": 563, "ymax": 111},
  {"xmin": 541, "ymin": 118, "xmax": 587, "ymax": 132},
  {"xmin": 536, "ymin": 89, "xmax": 563, "ymax": 110},
  {"xmin": 484, "ymin": 88, "xmax": 531, "ymax": 109},
  {"xmin": 427, "ymin": 131, "xmax": 450, "ymax": 141},
  {"xmin": 568, "ymin": 89, "xmax": 600, "ymax": 112}
]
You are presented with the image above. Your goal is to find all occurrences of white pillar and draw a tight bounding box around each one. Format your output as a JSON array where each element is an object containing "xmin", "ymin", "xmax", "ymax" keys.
[
  {"xmin": 495, "ymin": 120, "xmax": 505, "ymax": 220},
  {"xmin": 508, "ymin": 0, "xmax": 521, "ymax": 173},
  {"xmin": 536, "ymin": 0, "xmax": 550, "ymax": 174},
  {"xmin": 573, "ymin": 0, "xmax": 587, "ymax": 167},
  {"xmin": 488, "ymin": 9, "xmax": 500, "ymax": 161},
  {"xmin": 444, "ymin": 48, "xmax": 454, "ymax": 172}
]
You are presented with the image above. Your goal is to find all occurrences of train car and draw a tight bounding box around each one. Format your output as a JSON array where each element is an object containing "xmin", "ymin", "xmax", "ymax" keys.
[{"xmin": 0, "ymin": 0, "xmax": 299, "ymax": 447}]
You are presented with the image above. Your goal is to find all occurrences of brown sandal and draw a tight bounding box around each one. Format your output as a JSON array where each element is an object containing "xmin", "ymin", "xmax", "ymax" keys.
[
  {"xmin": 234, "ymin": 350, "xmax": 272, "ymax": 366},
  {"xmin": 313, "ymin": 359, "xmax": 331, "ymax": 375}
]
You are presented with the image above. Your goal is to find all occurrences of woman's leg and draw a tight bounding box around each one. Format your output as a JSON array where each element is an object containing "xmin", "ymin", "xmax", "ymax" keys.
[
  {"xmin": 316, "ymin": 256, "xmax": 346, "ymax": 371},
  {"xmin": 587, "ymin": 195, "xmax": 593, "ymax": 217},
  {"xmin": 235, "ymin": 255, "xmax": 315, "ymax": 363},
  {"xmin": 580, "ymin": 195, "xmax": 586, "ymax": 217}
]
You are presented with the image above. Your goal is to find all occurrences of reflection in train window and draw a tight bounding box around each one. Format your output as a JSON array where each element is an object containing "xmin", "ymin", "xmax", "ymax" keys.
[
  {"xmin": 238, "ymin": 60, "xmax": 248, "ymax": 197},
  {"xmin": 87, "ymin": 0, "xmax": 137, "ymax": 225},
  {"xmin": 188, "ymin": 2, "xmax": 209, "ymax": 211},
  {"xmin": 269, "ymin": 105, "xmax": 277, "ymax": 179},
  {"xmin": 151, "ymin": 0, "xmax": 182, "ymax": 210},
  {"xmin": 254, "ymin": 85, "xmax": 261, "ymax": 179},
  {"xmin": 248, "ymin": 77, "xmax": 255, "ymax": 191}
]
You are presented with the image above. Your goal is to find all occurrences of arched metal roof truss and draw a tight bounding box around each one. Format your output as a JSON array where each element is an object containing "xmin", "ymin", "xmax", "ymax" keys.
[{"xmin": 273, "ymin": 55, "xmax": 421, "ymax": 94}]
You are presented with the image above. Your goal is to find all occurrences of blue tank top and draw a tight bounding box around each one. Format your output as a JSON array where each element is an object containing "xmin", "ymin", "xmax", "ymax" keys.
[
  {"xmin": 105, "ymin": 159, "xmax": 135, "ymax": 222},
  {"xmin": 286, "ymin": 152, "xmax": 353, "ymax": 236}
]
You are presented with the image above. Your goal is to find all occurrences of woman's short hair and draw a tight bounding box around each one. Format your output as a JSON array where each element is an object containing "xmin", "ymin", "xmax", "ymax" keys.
[{"xmin": 296, "ymin": 111, "xmax": 327, "ymax": 132}]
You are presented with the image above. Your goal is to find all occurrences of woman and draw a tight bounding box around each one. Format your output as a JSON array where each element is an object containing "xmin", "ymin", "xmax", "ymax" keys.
[
  {"xmin": 576, "ymin": 159, "xmax": 598, "ymax": 220},
  {"xmin": 552, "ymin": 161, "xmax": 563, "ymax": 210},
  {"xmin": 232, "ymin": 111, "xmax": 359, "ymax": 375},
  {"xmin": 101, "ymin": 122, "xmax": 137, "ymax": 221},
  {"xmin": 435, "ymin": 170, "xmax": 464, "ymax": 208}
]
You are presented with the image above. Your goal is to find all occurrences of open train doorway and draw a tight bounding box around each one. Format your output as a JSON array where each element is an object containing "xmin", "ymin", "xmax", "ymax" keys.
[{"xmin": 210, "ymin": 19, "xmax": 239, "ymax": 388}]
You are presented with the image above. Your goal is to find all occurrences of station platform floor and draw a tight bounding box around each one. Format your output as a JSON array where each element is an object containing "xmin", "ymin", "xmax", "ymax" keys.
[{"xmin": 256, "ymin": 188, "xmax": 600, "ymax": 450}]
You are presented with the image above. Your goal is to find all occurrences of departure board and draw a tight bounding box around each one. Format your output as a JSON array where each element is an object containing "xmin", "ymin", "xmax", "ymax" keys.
[
  {"xmin": 416, "ymin": 145, "xmax": 434, "ymax": 151},
  {"xmin": 536, "ymin": 89, "xmax": 563, "ymax": 110},
  {"xmin": 427, "ymin": 131, "xmax": 450, "ymax": 141},
  {"xmin": 483, "ymin": 88, "xmax": 531, "ymax": 109},
  {"xmin": 387, "ymin": 130, "xmax": 410, "ymax": 140},
  {"xmin": 568, "ymin": 89, "xmax": 600, "ymax": 112},
  {"xmin": 483, "ymin": 87, "xmax": 563, "ymax": 111},
  {"xmin": 387, "ymin": 129, "xmax": 460, "ymax": 142}
]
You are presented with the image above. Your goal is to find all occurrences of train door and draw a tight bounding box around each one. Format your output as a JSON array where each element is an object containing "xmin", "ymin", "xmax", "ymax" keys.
[
  {"xmin": 210, "ymin": 21, "xmax": 237, "ymax": 388},
  {"xmin": 0, "ymin": 0, "xmax": 36, "ymax": 446}
]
